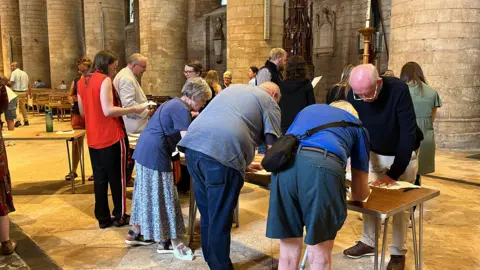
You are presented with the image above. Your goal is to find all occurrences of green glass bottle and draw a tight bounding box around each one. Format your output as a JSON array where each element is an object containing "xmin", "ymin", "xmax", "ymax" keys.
[{"xmin": 45, "ymin": 110, "xmax": 54, "ymax": 132}]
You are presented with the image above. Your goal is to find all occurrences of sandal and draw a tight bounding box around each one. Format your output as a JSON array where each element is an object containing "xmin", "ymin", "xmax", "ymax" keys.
[
  {"xmin": 156, "ymin": 240, "xmax": 174, "ymax": 254},
  {"xmin": 125, "ymin": 230, "xmax": 154, "ymax": 246},
  {"xmin": 65, "ymin": 172, "xmax": 78, "ymax": 181},
  {"xmin": 88, "ymin": 175, "xmax": 94, "ymax": 181},
  {"xmin": 173, "ymin": 244, "xmax": 193, "ymax": 261},
  {"xmin": 1, "ymin": 240, "xmax": 16, "ymax": 255}
]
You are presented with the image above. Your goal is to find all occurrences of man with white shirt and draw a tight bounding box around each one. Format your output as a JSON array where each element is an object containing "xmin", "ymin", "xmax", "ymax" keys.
[
  {"xmin": 9, "ymin": 62, "xmax": 30, "ymax": 127},
  {"xmin": 113, "ymin": 53, "xmax": 151, "ymax": 186}
]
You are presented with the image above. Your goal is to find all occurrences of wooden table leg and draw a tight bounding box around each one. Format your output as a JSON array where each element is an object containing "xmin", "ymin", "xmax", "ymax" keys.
[{"xmin": 380, "ymin": 217, "xmax": 390, "ymax": 269}]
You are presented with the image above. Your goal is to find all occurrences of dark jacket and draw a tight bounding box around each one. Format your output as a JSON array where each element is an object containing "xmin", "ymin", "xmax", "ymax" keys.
[
  {"xmin": 258, "ymin": 60, "xmax": 283, "ymax": 86},
  {"xmin": 279, "ymin": 79, "xmax": 315, "ymax": 134}
]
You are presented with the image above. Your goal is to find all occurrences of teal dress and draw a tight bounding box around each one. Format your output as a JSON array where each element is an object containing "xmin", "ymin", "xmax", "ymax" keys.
[{"xmin": 409, "ymin": 82, "xmax": 442, "ymax": 174}]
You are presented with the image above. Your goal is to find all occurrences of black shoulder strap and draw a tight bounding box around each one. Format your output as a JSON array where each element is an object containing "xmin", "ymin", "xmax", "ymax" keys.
[{"xmin": 303, "ymin": 120, "xmax": 363, "ymax": 138}]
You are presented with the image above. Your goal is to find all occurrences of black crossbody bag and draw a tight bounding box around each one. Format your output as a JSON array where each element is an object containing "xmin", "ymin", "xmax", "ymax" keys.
[{"xmin": 261, "ymin": 121, "xmax": 364, "ymax": 173}]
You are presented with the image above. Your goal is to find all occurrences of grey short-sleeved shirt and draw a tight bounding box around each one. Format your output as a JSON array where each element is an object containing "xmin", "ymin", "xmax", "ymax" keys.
[{"xmin": 178, "ymin": 84, "xmax": 281, "ymax": 176}]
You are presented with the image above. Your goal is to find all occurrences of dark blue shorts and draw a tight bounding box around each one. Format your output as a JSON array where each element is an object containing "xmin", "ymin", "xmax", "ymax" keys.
[{"xmin": 266, "ymin": 147, "xmax": 347, "ymax": 245}]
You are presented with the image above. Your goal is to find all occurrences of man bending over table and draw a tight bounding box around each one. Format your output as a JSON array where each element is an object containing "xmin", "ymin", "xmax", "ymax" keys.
[
  {"xmin": 266, "ymin": 101, "xmax": 371, "ymax": 270},
  {"xmin": 178, "ymin": 82, "xmax": 281, "ymax": 270},
  {"xmin": 344, "ymin": 64, "xmax": 421, "ymax": 270}
]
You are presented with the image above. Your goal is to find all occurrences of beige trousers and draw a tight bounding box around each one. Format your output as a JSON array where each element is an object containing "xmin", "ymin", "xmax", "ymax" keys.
[
  {"xmin": 360, "ymin": 151, "xmax": 418, "ymax": 256},
  {"xmin": 15, "ymin": 91, "xmax": 28, "ymax": 122}
]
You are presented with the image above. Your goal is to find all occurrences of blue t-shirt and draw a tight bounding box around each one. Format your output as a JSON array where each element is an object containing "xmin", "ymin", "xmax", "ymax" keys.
[
  {"xmin": 287, "ymin": 104, "xmax": 370, "ymax": 172},
  {"xmin": 178, "ymin": 84, "xmax": 281, "ymax": 176},
  {"xmin": 133, "ymin": 98, "xmax": 191, "ymax": 171}
]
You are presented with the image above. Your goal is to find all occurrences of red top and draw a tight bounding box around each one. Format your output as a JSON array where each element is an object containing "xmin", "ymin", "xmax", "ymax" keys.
[{"xmin": 77, "ymin": 71, "xmax": 125, "ymax": 149}]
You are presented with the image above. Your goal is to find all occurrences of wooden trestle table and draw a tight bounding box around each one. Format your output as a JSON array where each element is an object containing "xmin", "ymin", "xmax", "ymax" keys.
[
  {"xmin": 181, "ymin": 155, "xmax": 439, "ymax": 270},
  {"xmin": 3, "ymin": 129, "xmax": 86, "ymax": 194}
]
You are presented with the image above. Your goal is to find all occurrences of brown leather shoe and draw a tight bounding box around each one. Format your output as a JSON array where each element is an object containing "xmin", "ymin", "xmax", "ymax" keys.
[
  {"xmin": 387, "ymin": 255, "xmax": 406, "ymax": 270},
  {"xmin": 343, "ymin": 241, "xmax": 375, "ymax": 259},
  {"xmin": 1, "ymin": 240, "xmax": 16, "ymax": 255}
]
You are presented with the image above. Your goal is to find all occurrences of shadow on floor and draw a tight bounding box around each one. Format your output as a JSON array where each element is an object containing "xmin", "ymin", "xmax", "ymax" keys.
[{"xmin": 13, "ymin": 180, "xmax": 94, "ymax": 196}]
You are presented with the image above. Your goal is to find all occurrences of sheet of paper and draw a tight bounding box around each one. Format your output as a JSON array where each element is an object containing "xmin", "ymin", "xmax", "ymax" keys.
[
  {"xmin": 382, "ymin": 181, "xmax": 421, "ymax": 190},
  {"xmin": 139, "ymin": 101, "xmax": 157, "ymax": 108},
  {"xmin": 55, "ymin": 130, "xmax": 75, "ymax": 135},
  {"xmin": 311, "ymin": 76, "xmax": 323, "ymax": 88},
  {"xmin": 254, "ymin": 169, "xmax": 271, "ymax": 175}
]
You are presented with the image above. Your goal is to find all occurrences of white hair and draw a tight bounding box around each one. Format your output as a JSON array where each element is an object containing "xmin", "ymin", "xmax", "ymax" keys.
[{"xmin": 181, "ymin": 77, "xmax": 212, "ymax": 102}]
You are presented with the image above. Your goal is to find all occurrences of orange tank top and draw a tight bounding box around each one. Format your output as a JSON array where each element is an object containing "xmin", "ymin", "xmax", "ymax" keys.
[{"xmin": 77, "ymin": 72, "xmax": 125, "ymax": 149}]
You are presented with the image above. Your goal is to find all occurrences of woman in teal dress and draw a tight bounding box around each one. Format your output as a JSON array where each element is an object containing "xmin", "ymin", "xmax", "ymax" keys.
[{"xmin": 400, "ymin": 62, "xmax": 442, "ymax": 178}]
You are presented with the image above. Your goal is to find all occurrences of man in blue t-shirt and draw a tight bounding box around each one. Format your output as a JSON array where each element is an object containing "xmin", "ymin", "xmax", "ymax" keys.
[{"xmin": 266, "ymin": 101, "xmax": 371, "ymax": 269}]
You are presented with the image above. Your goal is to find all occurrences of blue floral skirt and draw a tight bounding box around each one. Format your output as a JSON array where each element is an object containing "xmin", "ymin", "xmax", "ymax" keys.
[{"xmin": 129, "ymin": 162, "xmax": 185, "ymax": 242}]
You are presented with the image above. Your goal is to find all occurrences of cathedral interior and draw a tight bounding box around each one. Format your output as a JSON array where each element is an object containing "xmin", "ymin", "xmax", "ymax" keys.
[{"xmin": 0, "ymin": 0, "xmax": 479, "ymax": 269}]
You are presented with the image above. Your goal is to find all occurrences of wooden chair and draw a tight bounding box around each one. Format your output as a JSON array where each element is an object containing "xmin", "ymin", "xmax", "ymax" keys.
[
  {"xmin": 34, "ymin": 94, "xmax": 50, "ymax": 115},
  {"xmin": 46, "ymin": 95, "xmax": 71, "ymax": 121}
]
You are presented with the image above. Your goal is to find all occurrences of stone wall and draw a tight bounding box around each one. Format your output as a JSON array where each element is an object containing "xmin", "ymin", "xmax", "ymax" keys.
[
  {"xmin": 19, "ymin": 0, "xmax": 51, "ymax": 87},
  {"xmin": 186, "ymin": 0, "xmax": 222, "ymax": 75},
  {"xmin": 390, "ymin": 0, "xmax": 480, "ymax": 150},
  {"xmin": 0, "ymin": 0, "xmax": 23, "ymax": 78},
  {"xmin": 140, "ymin": 0, "xmax": 188, "ymax": 96},
  {"xmin": 311, "ymin": 0, "xmax": 392, "ymax": 103},
  {"xmin": 0, "ymin": 27, "xmax": 3, "ymax": 77},
  {"xmin": 46, "ymin": 0, "xmax": 85, "ymax": 87},
  {"xmin": 84, "ymin": 0, "xmax": 126, "ymax": 68},
  {"xmin": 125, "ymin": 0, "xmax": 140, "ymax": 59},
  {"xmin": 227, "ymin": 0, "xmax": 284, "ymax": 84}
]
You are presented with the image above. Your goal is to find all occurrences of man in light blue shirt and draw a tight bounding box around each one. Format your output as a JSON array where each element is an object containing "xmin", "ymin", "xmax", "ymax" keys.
[{"xmin": 178, "ymin": 82, "xmax": 281, "ymax": 269}]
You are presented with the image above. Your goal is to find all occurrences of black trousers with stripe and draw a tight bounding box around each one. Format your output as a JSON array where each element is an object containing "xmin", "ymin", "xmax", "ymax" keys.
[{"xmin": 89, "ymin": 138, "xmax": 128, "ymax": 223}]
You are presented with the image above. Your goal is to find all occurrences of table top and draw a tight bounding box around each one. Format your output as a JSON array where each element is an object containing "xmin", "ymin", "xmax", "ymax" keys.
[{"xmin": 2, "ymin": 129, "xmax": 86, "ymax": 141}]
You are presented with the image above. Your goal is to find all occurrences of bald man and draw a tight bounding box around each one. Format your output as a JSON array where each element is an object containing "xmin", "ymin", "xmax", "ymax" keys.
[
  {"xmin": 344, "ymin": 64, "xmax": 420, "ymax": 270},
  {"xmin": 178, "ymin": 82, "xmax": 281, "ymax": 270}
]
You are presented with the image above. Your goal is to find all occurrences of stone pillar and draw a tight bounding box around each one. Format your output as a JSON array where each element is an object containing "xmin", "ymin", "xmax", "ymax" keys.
[
  {"xmin": 46, "ymin": 0, "xmax": 85, "ymax": 88},
  {"xmin": 0, "ymin": 26, "xmax": 3, "ymax": 77},
  {"xmin": 19, "ymin": 0, "xmax": 51, "ymax": 87},
  {"xmin": 84, "ymin": 0, "xmax": 126, "ymax": 67},
  {"xmin": 227, "ymin": 0, "xmax": 284, "ymax": 84},
  {"xmin": 140, "ymin": 0, "xmax": 187, "ymax": 96},
  {"xmin": 0, "ymin": 0, "xmax": 23, "ymax": 78},
  {"xmin": 389, "ymin": 0, "xmax": 480, "ymax": 150}
]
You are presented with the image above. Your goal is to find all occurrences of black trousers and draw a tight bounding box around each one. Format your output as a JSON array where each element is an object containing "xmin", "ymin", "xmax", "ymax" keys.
[{"xmin": 89, "ymin": 139, "xmax": 128, "ymax": 224}]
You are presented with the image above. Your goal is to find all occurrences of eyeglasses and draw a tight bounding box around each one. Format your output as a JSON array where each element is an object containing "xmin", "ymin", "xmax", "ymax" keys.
[{"xmin": 352, "ymin": 83, "xmax": 378, "ymax": 101}]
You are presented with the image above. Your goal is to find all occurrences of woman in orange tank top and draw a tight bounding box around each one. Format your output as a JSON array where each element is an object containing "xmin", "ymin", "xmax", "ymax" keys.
[{"xmin": 77, "ymin": 50, "xmax": 146, "ymax": 229}]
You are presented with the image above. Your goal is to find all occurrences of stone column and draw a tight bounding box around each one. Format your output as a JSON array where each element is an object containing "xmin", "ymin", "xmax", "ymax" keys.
[
  {"xmin": 227, "ymin": 0, "xmax": 284, "ymax": 84},
  {"xmin": 46, "ymin": 0, "xmax": 85, "ymax": 88},
  {"xmin": 0, "ymin": 26, "xmax": 3, "ymax": 77},
  {"xmin": 0, "ymin": 0, "xmax": 23, "ymax": 78},
  {"xmin": 389, "ymin": 0, "xmax": 480, "ymax": 150},
  {"xmin": 19, "ymin": 0, "xmax": 51, "ymax": 87},
  {"xmin": 84, "ymin": 0, "xmax": 126, "ymax": 67},
  {"xmin": 140, "ymin": 0, "xmax": 187, "ymax": 96}
]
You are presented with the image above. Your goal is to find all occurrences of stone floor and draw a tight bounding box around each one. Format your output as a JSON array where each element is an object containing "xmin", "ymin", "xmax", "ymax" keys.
[{"xmin": 2, "ymin": 116, "xmax": 480, "ymax": 269}]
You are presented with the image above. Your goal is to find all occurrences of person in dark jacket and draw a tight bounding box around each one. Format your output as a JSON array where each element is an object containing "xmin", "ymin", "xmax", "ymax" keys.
[
  {"xmin": 256, "ymin": 48, "xmax": 287, "ymax": 86},
  {"xmin": 279, "ymin": 56, "xmax": 315, "ymax": 134}
]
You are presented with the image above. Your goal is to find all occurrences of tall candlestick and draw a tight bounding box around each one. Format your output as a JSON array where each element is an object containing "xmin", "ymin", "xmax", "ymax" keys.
[{"xmin": 365, "ymin": 0, "xmax": 371, "ymax": 28}]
